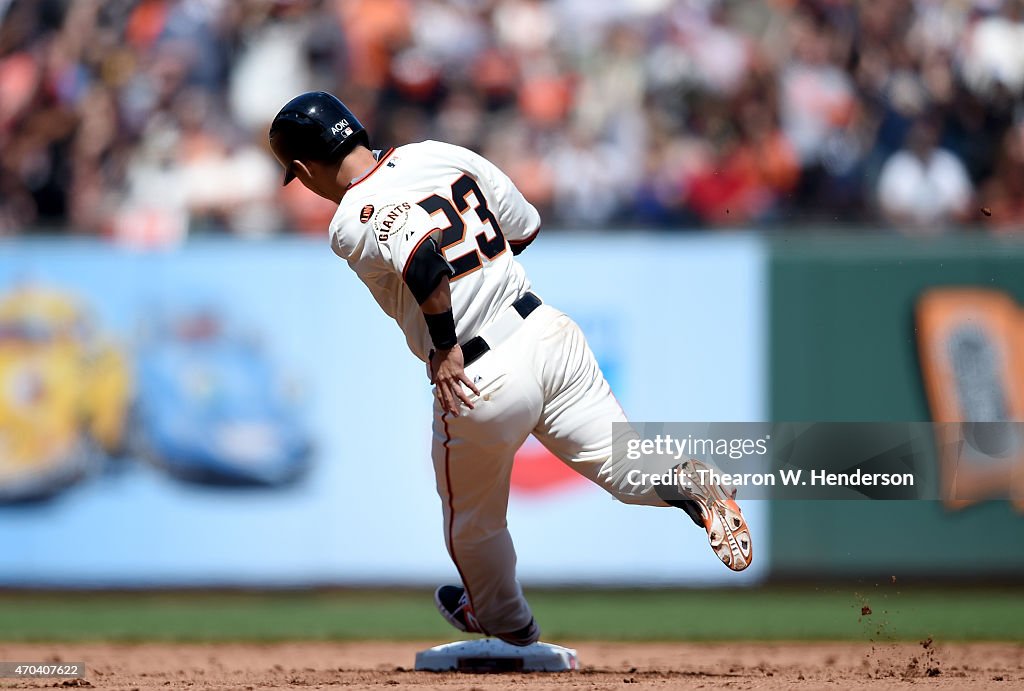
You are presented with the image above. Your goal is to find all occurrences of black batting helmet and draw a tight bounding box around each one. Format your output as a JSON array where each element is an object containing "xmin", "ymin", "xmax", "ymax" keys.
[{"xmin": 269, "ymin": 91, "xmax": 370, "ymax": 185}]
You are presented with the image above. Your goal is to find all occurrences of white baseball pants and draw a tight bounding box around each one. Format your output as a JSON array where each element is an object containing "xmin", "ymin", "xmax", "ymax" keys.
[{"xmin": 431, "ymin": 302, "xmax": 667, "ymax": 637}]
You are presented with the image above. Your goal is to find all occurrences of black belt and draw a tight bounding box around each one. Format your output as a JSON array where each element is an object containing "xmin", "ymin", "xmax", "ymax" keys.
[{"xmin": 462, "ymin": 292, "xmax": 541, "ymax": 366}]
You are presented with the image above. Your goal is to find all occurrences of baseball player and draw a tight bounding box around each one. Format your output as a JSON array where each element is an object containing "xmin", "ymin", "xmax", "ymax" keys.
[{"xmin": 268, "ymin": 91, "xmax": 752, "ymax": 646}]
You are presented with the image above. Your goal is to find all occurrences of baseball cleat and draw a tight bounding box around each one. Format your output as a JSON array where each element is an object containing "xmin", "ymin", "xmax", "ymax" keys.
[
  {"xmin": 433, "ymin": 585, "xmax": 541, "ymax": 647},
  {"xmin": 435, "ymin": 585, "xmax": 484, "ymax": 634},
  {"xmin": 675, "ymin": 460, "xmax": 753, "ymax": 572}
]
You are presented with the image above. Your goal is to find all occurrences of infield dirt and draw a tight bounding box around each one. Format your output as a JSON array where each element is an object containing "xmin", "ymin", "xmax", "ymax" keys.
[{"xmin": 0, "ymin": 641, "xmax": 1021, "ymax": 690}]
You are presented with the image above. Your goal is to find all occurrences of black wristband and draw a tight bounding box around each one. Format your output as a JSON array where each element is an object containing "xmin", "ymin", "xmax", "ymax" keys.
[{"xmin": 424, "ymin": 309, "xmax": 458, "ymax": 350}]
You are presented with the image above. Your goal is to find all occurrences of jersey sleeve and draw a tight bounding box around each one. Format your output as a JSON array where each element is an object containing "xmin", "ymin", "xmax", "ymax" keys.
[
  {"xmin": 372, "ymin": 200, "xmax": 454, "ymax": 304},
  {"xmin": 462, "ymin": 148, "xmax": 541, "ymax": 255}
]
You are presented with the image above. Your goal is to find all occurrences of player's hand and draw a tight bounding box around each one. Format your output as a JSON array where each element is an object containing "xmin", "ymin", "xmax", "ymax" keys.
[{"xmin": 430, "ymin": 345, "xmax": 480, "ymax": 416}]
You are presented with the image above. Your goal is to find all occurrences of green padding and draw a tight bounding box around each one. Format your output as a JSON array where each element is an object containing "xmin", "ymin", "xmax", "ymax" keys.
[{"xmin": 769, "ymin": 236, "xmax": 1024, "ymax": 578}]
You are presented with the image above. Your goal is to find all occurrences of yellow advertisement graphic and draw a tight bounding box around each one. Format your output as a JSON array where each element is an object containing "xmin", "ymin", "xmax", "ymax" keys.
[{"xmin": 0, "ymin": 287, "xmax": 131, "ymax": 502}]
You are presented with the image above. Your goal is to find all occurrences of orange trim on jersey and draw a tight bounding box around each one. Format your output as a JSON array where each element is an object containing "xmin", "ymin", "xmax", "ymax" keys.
[
  {"xmin": 450, "ymin": 262, "xmax": 483, "ymax": 282},
  {"xmin": 400, "ymin": 227, "xmax": 443, "ymax": 282},
  {"xmin": 417, "ymin": 191, "xmax": 467, "ymax": 253},
  {"xmin": 347, "ymin": 148, "xmax": 395, "ymax": 190},
  {"xmin": 441, "ymin": 412, "xmax": 481, "ymax": 630},
  {"xmin": 509, "ymin": 225, "xmax": 541, "ymax": 247}
]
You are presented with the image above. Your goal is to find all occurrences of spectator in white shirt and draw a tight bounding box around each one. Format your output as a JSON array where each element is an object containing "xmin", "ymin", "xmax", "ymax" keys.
[{"xmin": 877, "ymin": 117, "xmax": 973, "ymax": 234}]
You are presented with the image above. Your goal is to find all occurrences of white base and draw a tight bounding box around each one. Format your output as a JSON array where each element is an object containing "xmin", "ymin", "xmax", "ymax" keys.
[{"xmin": 414, "ymin": 638, "xmax": 579, "ymax": 672}]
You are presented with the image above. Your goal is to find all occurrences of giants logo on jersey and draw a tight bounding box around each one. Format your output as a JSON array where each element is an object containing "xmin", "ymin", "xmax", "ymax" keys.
[{"xmin": 373, "ymin": 202, "xmax": 412, "ymax": 241}]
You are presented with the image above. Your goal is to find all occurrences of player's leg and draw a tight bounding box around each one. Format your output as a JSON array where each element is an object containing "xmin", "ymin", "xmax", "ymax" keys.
[
  {"xmin": 528, "ymin": 308, "xmax": 666, "ymax": 507},
  {"xmin": 430, "ymin": 358, "xmax": 541, "ymax": 643},
  {"xmin": 530, "ymin": 307, "xmax": 754, "ymax": 571}
]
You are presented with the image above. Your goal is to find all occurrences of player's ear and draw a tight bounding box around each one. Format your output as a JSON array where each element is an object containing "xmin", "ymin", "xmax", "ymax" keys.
[{"xmin": 291, "ymin": 160, "xmax": 314, "ymax": 183}]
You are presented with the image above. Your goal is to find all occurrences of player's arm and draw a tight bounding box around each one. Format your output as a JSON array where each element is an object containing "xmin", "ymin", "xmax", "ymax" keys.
[
  {"xmin": 420, "ymin": 276, "xmax": 479, "ymax": 416},
  {"xmin": 463, "ymin": 149, "xmax": 541, "ymax": 254},
  {"xmin": 381, "ymin": 203, "xmax": 480, "ymax": 415}
]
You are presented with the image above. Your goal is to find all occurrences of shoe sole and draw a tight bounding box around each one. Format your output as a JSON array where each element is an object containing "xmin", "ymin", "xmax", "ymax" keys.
[{"xmin": 677, "ymin": 460, "xmax": 753, "ymax": 571}]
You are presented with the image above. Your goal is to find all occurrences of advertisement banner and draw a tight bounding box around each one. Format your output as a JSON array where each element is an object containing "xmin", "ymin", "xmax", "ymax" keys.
[
  {"xmin": 0, "ymin": 235, "xmax": 765, "ymax": 586},
  {"xmin": 769, "ymin": 237, "xmax": 1024, "ymax": 579}
]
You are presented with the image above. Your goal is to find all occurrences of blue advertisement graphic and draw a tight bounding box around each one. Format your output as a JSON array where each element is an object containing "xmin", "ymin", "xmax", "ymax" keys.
[
  {"xmin": 0, "ymin": 235, "xmax": 766, "ymax": 586},
  {"xmin": 132, "ymin": 306, "xmax": 312, "ymax": 486}
]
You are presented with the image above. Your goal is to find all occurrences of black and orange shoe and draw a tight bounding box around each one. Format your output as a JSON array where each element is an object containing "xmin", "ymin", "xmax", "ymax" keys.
[{"xmin": 673, "ymin": 460, "xmax": 753, "ymax": 572}]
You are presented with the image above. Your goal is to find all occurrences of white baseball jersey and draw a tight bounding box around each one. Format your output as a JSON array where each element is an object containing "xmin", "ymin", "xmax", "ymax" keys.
[{"xmin": 328, "ymin": 140, "xmax": 541, "ymax": 360}]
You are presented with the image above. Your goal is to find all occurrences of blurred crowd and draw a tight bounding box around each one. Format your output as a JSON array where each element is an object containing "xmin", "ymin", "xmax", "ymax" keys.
[{"xmin": 1, "ymin": 0, "xmax": 1023, "ymax": 241}]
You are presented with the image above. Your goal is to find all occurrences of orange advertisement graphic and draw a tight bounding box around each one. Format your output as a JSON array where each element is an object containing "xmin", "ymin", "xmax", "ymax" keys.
[{"xmin": 916, "ymin": 288, "xmax": 1024, "ymax": 511}]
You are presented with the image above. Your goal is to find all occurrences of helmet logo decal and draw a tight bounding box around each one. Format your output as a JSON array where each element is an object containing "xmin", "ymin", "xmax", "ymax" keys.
[{"xmin": 331, "ymin": 119, "xmax": 354, "ymax": 137}]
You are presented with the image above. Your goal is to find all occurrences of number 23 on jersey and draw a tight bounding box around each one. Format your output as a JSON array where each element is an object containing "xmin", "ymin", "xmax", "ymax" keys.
[{"xmin": 418, "ymin": 174, "xmax": 506, "ymax": 281}]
